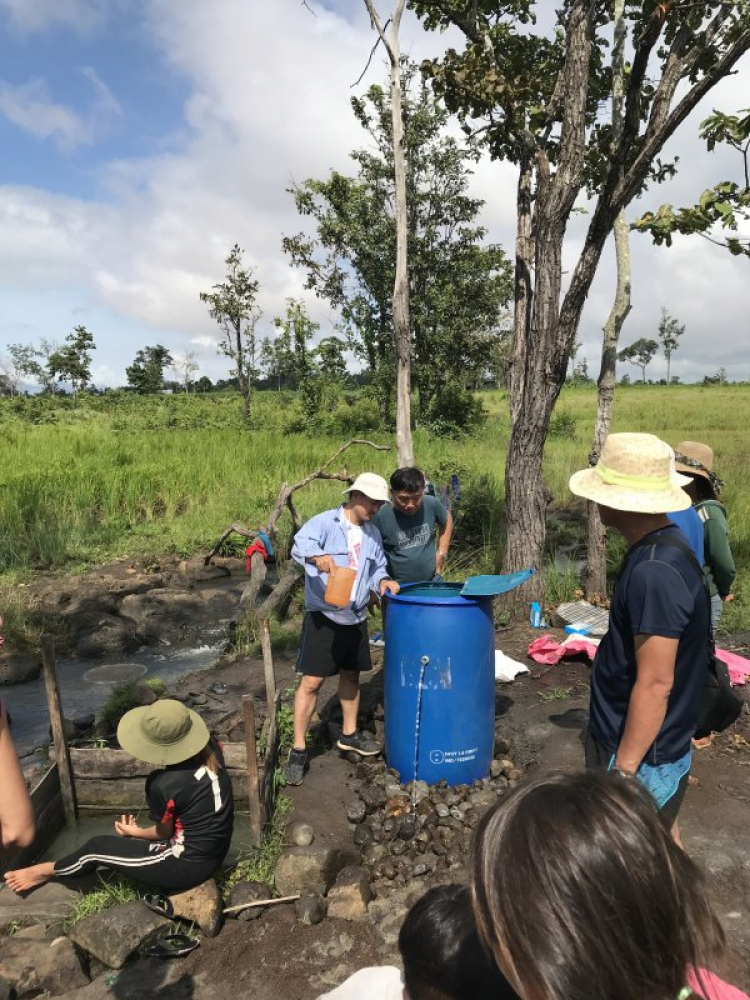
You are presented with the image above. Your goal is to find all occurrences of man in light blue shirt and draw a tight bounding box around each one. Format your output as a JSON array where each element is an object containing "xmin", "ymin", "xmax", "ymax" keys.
[{"xmin": 285, "ymin": 473, "xmax": 400, "ymax": 785}]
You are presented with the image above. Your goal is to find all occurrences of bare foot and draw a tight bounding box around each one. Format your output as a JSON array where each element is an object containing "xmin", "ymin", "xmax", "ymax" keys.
[{"xmin": 4, "ymin": 862, "xmax": 55, "ymax": 893}]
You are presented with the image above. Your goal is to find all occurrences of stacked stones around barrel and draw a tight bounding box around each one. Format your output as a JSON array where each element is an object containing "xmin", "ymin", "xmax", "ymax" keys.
[{"xmin": 346, "ymin": 746, "xmax": 520, "ymax": 901}]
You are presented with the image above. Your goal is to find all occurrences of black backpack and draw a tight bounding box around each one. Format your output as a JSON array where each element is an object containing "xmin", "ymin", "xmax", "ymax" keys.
[{"xmin": 626, "ymin": 531, "xmax": 742, "ymax": 738}]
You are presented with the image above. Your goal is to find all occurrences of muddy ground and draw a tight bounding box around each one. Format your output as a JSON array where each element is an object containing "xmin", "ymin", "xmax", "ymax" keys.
[{"xmin": 51, "ymin": 621, "xmax": 750, "ymax": 1000}]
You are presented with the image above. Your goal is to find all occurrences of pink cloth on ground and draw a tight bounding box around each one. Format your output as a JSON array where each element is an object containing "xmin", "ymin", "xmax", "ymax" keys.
[
  {"xmin": 716, "ymin": 647, "xmax": 750, "ymax": 687},
  {"xmin": 688, "ymin": 967, "xmax": 750, "ymax": 1000},
  {"xmin": 527, "ymin": 635, "xmax": 599, "ymax": 665}
]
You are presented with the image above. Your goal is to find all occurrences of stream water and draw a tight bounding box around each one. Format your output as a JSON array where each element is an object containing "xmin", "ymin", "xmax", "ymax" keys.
[{"xmin": 4, "ymin": 633, "xmax": 226, "ymax": 758}]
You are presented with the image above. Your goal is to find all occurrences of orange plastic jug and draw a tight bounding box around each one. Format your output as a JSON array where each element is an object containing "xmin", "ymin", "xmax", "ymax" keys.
[{"xmin": 325, "ymin": 565, "xmax": 356, "ymax": 607}]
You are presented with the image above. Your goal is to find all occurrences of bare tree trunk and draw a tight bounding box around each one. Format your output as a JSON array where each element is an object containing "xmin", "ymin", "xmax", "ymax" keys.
[
  {"xmin": 503, "ymin": 1, "xmax": 592, "ymax": 603},
  {"xmin": 586, "ymin": 0, "xmax": 631, "ymax": 600},
  {"xmin": 364, "ymin": 0, "xmax": 414, "ymax": 467}
]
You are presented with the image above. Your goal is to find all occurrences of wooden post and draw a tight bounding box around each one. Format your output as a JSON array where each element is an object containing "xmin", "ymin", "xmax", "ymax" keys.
[
  {"xmin": 41, "ymin": 637, "xmax": 78, "ymax": 824},
  {"xmin": 259, "ymin": 618, "xmax": 277, "ymax": 713},
  {"xmin": 242, "ymin": 696, "xmax": 262, "ymax": 848}
]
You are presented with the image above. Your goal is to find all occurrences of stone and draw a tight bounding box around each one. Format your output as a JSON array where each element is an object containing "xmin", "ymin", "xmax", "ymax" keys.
[
  {"xmin": 508, "ymin": 768, "xmax": 523, "ymax": 782},
  {"xmin": 0, "ymin": 936, "xmax": 89, "ymax": 996},
  {"xmin": 15, "ymin": 925, "xmax": 48, "ymax": 940},
  {"xmin": 361, "ymin": 844, "xmax": 387, "ymax": 866},
  {"xmin": 326, "ymin": 866, "xmax": 373, "ymax": 922},
  {"xmin": 189, "ymin": 693, "xmax": 208, "ymax": 706},
  {"xmin": 0, "ymin": 653, "xmax": 41, "ymax": 686},
  {"xmin": 227, "ymin": 880, "xmax": 272, "ymax": 921},
  {"xmin": 274, "ymin": 846, "xmax": 356, "ymax": 897},
  {"xmin": 0, "ymin": 882, "xmax": 79, "ymax": 932},
  {"xmin": 435, "ymin": 803, "xmax": 449, "ymax": 818},
  {"xmin": 287, "ymin": 821, "xmax": 315, "ymax": 847},
  {"xmin": 359, "ymin": 785, "xmax": 386, "ymax": 813},
  {"xmin": 489, "ymin": 758, "xmax": 504, "ymax": 779},
  {"xmin": 469, "ymin": 789, "xmax": 498, "ymax": 811},
  {"xmin": 384, "ymin": 781, "xmax": 403, "ymax": 799},
  {"xmin": 119, "ymin": 591, "xmax": 205, "ymax": 644},
  {"xmin": 133, "ymin": 680, "xmax": 158, "ymax": 706},
  {"xmin": 375, "ymin": 906, "xmax": 408, "ymax": 946},
  {"xmin": 295, "ymin": 892, "xmax": 326, "ymax": 926},
  {"xmin": 73, "ymin": 613, "xmax": 141, "ymax": 658},
  {"xmin": 168, "ymin": 879, "xmax": 222, "ymax": 937},
  {"xmin": 497, "ymin": 758, "xmax": 516, "ymax": 777},
  {"xmin": 71, "ymin": 713, "xmax": 96, "ymax": 731},
  {"xmin": 31, "ymin": 937, "xmax": 89, "ymax": 996},
  {"xmin": 353, "ymin": 825, "xmax": 372, "ymax": 848},
  {"xmin": 398, "ymin": 815, "xmax": 417, "ymax": 840},
  {"xmin": 346, "ymin": 799, "xmax": 367, "ymax": 825},
  {"xmin": 178, "ymin": 557, "xmax": 230, "ymax": 582},
  {"xmin": 67, "ymin": 900, "xmax": 170, "ymax": 969},
  {"xmin": 494, "ymin": 736, "xmax": 511, "ymax": 755}
]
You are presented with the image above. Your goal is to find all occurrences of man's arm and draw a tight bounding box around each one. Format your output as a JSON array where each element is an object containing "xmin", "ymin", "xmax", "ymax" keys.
[
  {"xmin": 614, "ymin": 634, "xmax": 677, "ymax": 774},
  {"xmin": 290, "ymin": 514, "xmax": 332, "ymax": 575},
  {"xmin": 435, "ymin": 511, "xmax": 454, "ymax": 575}
]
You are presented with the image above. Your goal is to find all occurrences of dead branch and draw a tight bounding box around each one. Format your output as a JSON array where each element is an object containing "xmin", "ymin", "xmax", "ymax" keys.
[{"xmin": 205, "ymin": 438, "xmax": 390, "ymax": 565}]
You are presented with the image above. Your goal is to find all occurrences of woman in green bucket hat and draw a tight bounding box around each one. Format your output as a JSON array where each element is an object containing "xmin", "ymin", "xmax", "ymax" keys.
[{"xmin": 5, "ymin": 700, "xmax": 234, "ymax": 894}]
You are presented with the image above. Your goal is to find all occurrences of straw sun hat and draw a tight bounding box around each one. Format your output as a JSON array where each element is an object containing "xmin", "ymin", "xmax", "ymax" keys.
[
  {"xmin": 569, "ymin": 433, "xmax": 692, "ymax": 514},
  {"xmin": 117, "ymin": 699, "xmax": 209, "ymax": 766}
]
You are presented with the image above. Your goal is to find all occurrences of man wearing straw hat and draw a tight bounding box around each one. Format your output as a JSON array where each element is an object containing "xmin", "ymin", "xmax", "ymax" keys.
[
  {"xmin": 569, "ymin": 433, "xmax": 710, "ymax": 833},
  {"xmin": 286, "ymin": 473, "xmax": 400, "ymax": 786}
]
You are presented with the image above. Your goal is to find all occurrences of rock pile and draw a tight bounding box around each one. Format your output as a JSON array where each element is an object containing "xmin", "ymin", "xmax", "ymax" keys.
[{"xmin": 345, "ymin": 750, "xmax": 522, "ymax": 900}]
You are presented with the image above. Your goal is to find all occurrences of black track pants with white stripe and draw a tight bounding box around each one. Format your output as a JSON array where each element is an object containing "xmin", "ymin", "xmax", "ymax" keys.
[{"xmin": 53, "ymin": 835, "xmax": 217, "ymax": 891}]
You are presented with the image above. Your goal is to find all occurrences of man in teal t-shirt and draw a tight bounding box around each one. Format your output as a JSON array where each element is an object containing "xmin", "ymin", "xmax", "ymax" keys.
[{"xmin": 372, "ymin": 467, "xmax": 453, "ymax": 584}]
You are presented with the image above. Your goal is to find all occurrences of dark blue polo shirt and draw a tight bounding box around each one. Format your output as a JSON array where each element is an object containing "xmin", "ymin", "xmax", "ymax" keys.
[{"xmin": 589, "ymin": 526, "xmax": 709, "ymax": 764}]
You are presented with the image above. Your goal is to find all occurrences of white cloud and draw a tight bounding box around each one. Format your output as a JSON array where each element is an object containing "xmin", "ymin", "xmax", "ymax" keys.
[
  {"xmin": 0, "ymin": 66, "xmax": 122, "ymax": 151},
  {"xmin": 0, "ymin": 0, "xmax": 106, "ymax": 34},
  {"xmin": 0, "ymin": 1, "xmax": 747, "ymax": 387},
  {"xmin": 0, "ymin": 80, "xmax": 92, "ymax": 151}
]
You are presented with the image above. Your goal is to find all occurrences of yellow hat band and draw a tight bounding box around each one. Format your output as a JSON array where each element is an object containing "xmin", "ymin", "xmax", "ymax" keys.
[{"xmin": 596, "ymin": 459, "xmax": 672, "ymax": 492}]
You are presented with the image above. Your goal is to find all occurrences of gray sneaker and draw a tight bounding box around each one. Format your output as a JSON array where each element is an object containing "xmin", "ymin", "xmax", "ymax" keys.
[
  {"xmin": 284, "ymin": 748, "xmax": 308, "ymax": 786},
  {"xmin": 336, "ymin": 730, "xmax": 381, "ymax": 757}
]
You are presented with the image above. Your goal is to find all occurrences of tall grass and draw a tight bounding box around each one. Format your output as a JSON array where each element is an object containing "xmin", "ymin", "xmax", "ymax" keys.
[{"xmin": 1, "ymin": 385, "xmax": 748, "ymax": 629}]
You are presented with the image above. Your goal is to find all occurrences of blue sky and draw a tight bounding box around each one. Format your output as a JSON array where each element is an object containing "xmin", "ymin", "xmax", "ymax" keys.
[{"xmin": 0, "ymin": 0, "xmax": 748, "ymax": 389}]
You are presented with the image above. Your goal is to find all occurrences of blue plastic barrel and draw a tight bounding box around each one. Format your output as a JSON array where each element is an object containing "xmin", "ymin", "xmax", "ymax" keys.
[{"xmin": 383, "ymin": 582, "xmax": 495, "ymax": 786}]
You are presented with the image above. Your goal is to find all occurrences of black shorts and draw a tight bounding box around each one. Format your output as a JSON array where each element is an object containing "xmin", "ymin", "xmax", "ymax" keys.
[
  {"xmin": 296, "ymin": 612, "xmax": 372, "ymax": 678},
  {"xmin": 584, "ymin": 731, "xmax": 689, "ymax": 827}
]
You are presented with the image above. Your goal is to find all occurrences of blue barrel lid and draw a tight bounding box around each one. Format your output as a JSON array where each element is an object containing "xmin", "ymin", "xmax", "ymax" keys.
[{"xmin": 385, "ymin": 581, "xmax": 490, "ymax": 606}]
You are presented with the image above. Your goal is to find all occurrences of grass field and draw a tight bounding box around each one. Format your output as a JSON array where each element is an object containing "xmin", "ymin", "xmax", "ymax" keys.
[{"xmin": 1, "ymin": 384, "xmax": 747, "ymax": 634}]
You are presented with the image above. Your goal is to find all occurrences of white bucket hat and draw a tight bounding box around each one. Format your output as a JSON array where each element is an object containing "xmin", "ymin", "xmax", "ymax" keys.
[
  {"xmin": 342, "ymin": 472, "xmax": 390, "ymax": 503},
  {"xmin": 569, "ymin": 433, "xmax": 692, "ymax": 514}
]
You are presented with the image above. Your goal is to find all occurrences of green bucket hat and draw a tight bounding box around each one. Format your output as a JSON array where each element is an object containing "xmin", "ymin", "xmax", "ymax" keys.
[{"xmin": 117, "ymin": 699, "xmax": 210, "ymax": 766}]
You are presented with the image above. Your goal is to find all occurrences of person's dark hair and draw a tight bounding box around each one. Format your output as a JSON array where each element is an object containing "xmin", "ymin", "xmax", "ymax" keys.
[
  {"xmin": 692, "ymin": 475, "xmax": 716, "ymax": 503},
  {"xmin": 390, "ymin": 467, "xmax": 426, "ymax": 493},
  {"xmin": 399, "ymin": 883, "xmax": 516, "ymax": 1000},
  {"xmin": 192, "ymin": 739, "xmax": 223, "ymax": 774},
  {"xmin": 471, "ymin": 772, "xmax": 725, "ymax": 1000}
]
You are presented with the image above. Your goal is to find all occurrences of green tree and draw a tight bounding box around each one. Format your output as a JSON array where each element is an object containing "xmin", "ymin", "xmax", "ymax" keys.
[
  {"xmin": 48, "ymin": 326, "xmax": 95, "ymax": 394},
  {"xmin": 634, "ymin": 109, "xmax": 750, "ymax": 257},
  {"xmin": 618, "ymin": 338, "xmax": 659, "ymax": 383},
  {"xmin": 5, "ymin": 343, "xmax": 42, "ymax": 394},
  {"xmin": 125, "ymin": 344, "xmax": 173, "ymax": 394},
  {"xmin": 657, "ymin": 308, "xmax": 685, "ymax": 385},
  {"xmin": 284, "ymin": 64, "xmax": 512, "ymax": 425},
  {"xmin": 200, "ymin": 244, "xmax": 260, "ymax": 423},
  {"xmin": 274, "ymin": 299, "xmax": 323, "ymax": 420},
  {"xmin": 259, "ymin": 323, "xmax": 296, "ymax": 391},
  {"xmin": 316, "ymin": 336, "xmax": 349, "ymax": 383},
  {"xmin": 411, "ymin": 1, "xmax": 750, "ymax": 596}
]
